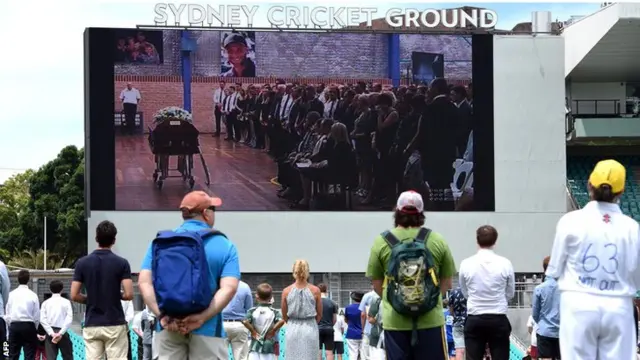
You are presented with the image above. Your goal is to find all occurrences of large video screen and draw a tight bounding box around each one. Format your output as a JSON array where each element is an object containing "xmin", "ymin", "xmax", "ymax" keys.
[{"xmin": 86, "ymin": 28, "xmax": 494, "ymax": 212}]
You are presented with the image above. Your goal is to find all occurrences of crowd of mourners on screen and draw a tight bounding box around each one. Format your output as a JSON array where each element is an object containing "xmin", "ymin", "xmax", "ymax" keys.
[{"xmin": 212, "ymin": 80, "xmax": 474, "ymax": 210}]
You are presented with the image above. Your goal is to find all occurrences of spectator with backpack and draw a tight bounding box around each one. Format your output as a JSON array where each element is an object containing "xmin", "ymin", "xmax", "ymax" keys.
[
  {"xmin": 138, "ymin": 190, "xmax": 240, "ymax": 360},
  {"xmin": 366, "ymin": 190, "xmax": 456, "ymax": 360},
  {"xmin": 70, "ymin": 221, "xmax": 134, "ymax": 360}
]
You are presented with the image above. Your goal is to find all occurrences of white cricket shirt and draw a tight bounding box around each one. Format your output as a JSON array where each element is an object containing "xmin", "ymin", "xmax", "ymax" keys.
[{"xmin": 546, "ymin": 201, "xmax": 640, "ymax": 297}]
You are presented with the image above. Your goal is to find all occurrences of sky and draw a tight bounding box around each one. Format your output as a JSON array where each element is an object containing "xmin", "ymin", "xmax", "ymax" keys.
[{"xmin": 0, "ymin": 1, "xmax": 601, "ymax": 182}]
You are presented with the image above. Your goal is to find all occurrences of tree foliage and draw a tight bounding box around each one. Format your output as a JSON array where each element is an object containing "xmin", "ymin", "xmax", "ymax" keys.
[{"xmin": 0, "ymin": 145, "xmax": 86, "ymax": 268}]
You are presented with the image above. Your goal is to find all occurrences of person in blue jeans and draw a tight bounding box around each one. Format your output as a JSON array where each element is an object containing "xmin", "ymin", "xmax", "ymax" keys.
[
  {"xmin": 443, "ymin": 299, "xmax": 455, "ymax": 360},
  {"xmin": 344, "ymin": 292, "xmax": 364, "ymax": 360},
  {"xmin": 138, "ymin": 191, "xmax": 241, "ymax": 360}
]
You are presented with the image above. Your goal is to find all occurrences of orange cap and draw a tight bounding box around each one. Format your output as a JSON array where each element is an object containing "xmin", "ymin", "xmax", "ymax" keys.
[{"xmin": 179, "ymin": 191, "xmax": 222, "ymax": 212}]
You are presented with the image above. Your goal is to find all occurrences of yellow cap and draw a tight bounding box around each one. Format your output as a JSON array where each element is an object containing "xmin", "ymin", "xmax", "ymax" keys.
[{"xmin": 589, "ymin": 159, "xmax": 626, "ymax": 193}]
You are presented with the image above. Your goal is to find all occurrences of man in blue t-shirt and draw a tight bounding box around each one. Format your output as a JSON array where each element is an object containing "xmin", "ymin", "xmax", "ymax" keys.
[
  {"xmin": 138, "ymin": 191, "xmax": 241, "ymax": 360},
  {"xmin": 344, "ymin": 292, "xmax": 364, "ymax": 360}
]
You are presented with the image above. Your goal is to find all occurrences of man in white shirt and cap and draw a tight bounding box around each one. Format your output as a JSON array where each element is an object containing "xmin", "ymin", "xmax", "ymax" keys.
[{"xmin": 547, "ymin": 159, "xmax": 640, "ymax": 360}]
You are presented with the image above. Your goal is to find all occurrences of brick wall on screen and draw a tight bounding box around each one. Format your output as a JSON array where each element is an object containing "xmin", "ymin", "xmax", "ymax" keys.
[
  {"xmin": 114, "ymin": 30, "xmax": 472, "ymax": 79},
  {"xmin": 114, "ymin": 78, "xmax": 184, "ymax": 128}
]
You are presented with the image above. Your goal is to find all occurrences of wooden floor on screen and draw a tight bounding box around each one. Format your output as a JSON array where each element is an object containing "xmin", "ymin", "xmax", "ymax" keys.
[{"xmin": 115, "ymin": 134, "xmax": 290, "ymax": 211}]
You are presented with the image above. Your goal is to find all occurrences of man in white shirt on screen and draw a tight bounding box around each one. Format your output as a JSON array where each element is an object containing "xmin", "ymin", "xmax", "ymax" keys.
[
  {"xmin": 40, "ymin": 280, "xmax": 73, "ymax": 360},
  {"xmin": 223, "ymin": 86, "xmax": 240, "ymax": 141},
  {"xmin": 119, "ymin": 82, "xmax": 142, "ymax": 135},
  {"xmin": 459, "ymin": 225, "xmax": 515, "ymax": 360},
  {"xmin": 278, "ymin": 86, "xmax": 294, "ymax": 125},
  {"xmin": 323, "ymin": 87, "xmax": 339, "ymax": 119},
  {"xmin": 546, "ymin": 159, "xmax": 640, "ymax": 360},
  {"xmin": 213, "ymin": 81, "xmax": 227, "ymax": 137},
  {"xmin": 6, "ymin": 269, "xmax": 40, "ymax": 360}
]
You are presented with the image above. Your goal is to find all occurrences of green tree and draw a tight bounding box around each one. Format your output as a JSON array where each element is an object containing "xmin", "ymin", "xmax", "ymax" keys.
[
  {"xmin": 7, "ymin": 249, "xmax": 65, "ymax": 270},
  {"xmin": 0, "ymin": 170, "xmax": 34, "ymax": 253},
  {"xmin": 22, "ymin": 145, "xmax": 86, "ymax": 266}
]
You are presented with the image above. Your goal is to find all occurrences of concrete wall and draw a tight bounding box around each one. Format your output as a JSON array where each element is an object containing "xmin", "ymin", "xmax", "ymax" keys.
[{"xmin": 568, "ymin": 81, "xmax": 627, "ymax": 114}]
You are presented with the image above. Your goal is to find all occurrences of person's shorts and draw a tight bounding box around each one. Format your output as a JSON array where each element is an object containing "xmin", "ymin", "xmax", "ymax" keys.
[
  {"xmin": 453, "ymin": 325, "xmax": 465, "ymax": 349},
  {"xmin": 530, "ymin": 345, "xmax": 538, "ymax": 358},
  {"xmin": 536, "ymin": 334, "xmax": 560, "ymax": 358},
  {"xmin": 448, "ymin": 341, "xmax": 456, "ymax": 357},
  {"xmin": 385, "ymin": 327, "xmax": 447, "ymax": 360},
  {"xmin": 319, "ymin": 329, "xmax": 335, "ymax": 351},
  {"xmin": 334, "ymin": 341, "xmax": 344, "ymax": 354}
]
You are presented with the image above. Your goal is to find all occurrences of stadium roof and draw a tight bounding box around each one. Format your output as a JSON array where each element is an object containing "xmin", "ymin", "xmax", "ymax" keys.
[{"xmin": 564, "ymin": 2, "xmax": 640, "ymax": 82}]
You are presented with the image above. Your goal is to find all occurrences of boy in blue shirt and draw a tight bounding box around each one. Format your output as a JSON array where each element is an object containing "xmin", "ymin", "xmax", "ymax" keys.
[
  {"xmin": 344, "ymin": 292, "xmax": 364, "ymax": 360},
  {"xmin": 443, "ymin": 299, "xmax": 455, "ymax": 360}
]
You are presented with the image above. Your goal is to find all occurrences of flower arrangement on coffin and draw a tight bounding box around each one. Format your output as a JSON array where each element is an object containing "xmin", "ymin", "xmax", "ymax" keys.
[{"xmin": 153, "ymin": 106, "xmax": 193, "ymax": 124}]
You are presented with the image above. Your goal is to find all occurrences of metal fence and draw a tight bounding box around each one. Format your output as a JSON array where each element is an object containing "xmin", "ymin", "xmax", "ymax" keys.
[
  {"xmin": 70, "ymin": 281, "xmax": 540, "ymax": 320},
  {"xmin": 252, "ymin": 282, "xmax": 539, "ymax": 311}
]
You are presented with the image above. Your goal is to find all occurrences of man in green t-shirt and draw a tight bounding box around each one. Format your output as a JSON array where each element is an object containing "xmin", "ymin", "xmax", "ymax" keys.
[{"xmin": 366, "ymin": 191, "xmax": 456, "ymax": 360}]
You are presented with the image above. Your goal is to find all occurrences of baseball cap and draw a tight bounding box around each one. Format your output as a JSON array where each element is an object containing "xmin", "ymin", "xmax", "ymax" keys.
[
  {"xmin": 223, "ymin": 33, "xmax": 247, "ymax": 48},
  {"xmin": 179, "ymin": 191, "xmax": 222, "ymax": 213},
  {"xmin": 588, "ymin": 159, "xmax": 626, "ymax": 193},
  {"xmin": 396, "ymin": 190, "xmax": 424, "ymax": 214}
]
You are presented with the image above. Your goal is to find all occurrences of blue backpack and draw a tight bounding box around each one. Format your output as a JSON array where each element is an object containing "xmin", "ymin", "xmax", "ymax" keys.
[{"xmin": 151, "ymin": 229, "xmax": 224, "ymax": 317}]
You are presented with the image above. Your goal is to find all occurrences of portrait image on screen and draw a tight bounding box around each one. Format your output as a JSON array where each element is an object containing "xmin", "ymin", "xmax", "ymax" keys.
[
  {"xmin": 221, "ymin": 31, "xmax": 257, "ymax": 78},
  {"xmin": 113, "ymin": 30, "xmax": 164, "ymax": 65},
  {"xmin": 411, "ymin": 52, "xmax": 445, "ymax": 85},
  {"xmin": 86, "ymin": 29, "xmax": 494, "ymax": 212}
]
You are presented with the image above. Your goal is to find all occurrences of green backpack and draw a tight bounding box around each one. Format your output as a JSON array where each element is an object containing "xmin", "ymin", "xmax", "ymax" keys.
[{"xmin": 382, "ymin": 227, "xmax": 441, "ymax": 345}]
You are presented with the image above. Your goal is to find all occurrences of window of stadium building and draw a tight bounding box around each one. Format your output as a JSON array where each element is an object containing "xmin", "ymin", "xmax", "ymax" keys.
[{"xmin": 109, "ymin": 30, "xmax": 489, "ymax": 211}]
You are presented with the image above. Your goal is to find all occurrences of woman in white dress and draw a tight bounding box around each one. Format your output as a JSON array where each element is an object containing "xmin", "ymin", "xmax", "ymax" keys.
[{"xmin": 282, "ymin": 260, "xmax": 322, "ymax": 360}]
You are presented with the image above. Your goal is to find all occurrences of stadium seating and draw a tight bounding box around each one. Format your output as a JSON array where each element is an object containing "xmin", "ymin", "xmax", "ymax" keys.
[
  {"xmin": 567, "ymin": 155, "xmax": 640, "ymax": 219},
  {"xmin": 23, "ymin": 327, "xmax": 525, "ymax": 360}
]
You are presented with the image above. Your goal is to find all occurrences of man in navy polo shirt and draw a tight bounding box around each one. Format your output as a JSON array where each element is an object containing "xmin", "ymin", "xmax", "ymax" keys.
[
  {"xmin": 138, "ymin": 191, "xmax": 241, "ymax": 360},
  {"xmin": 71, "ymin": 220, "xmax": 134, "ymax": 360}
]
